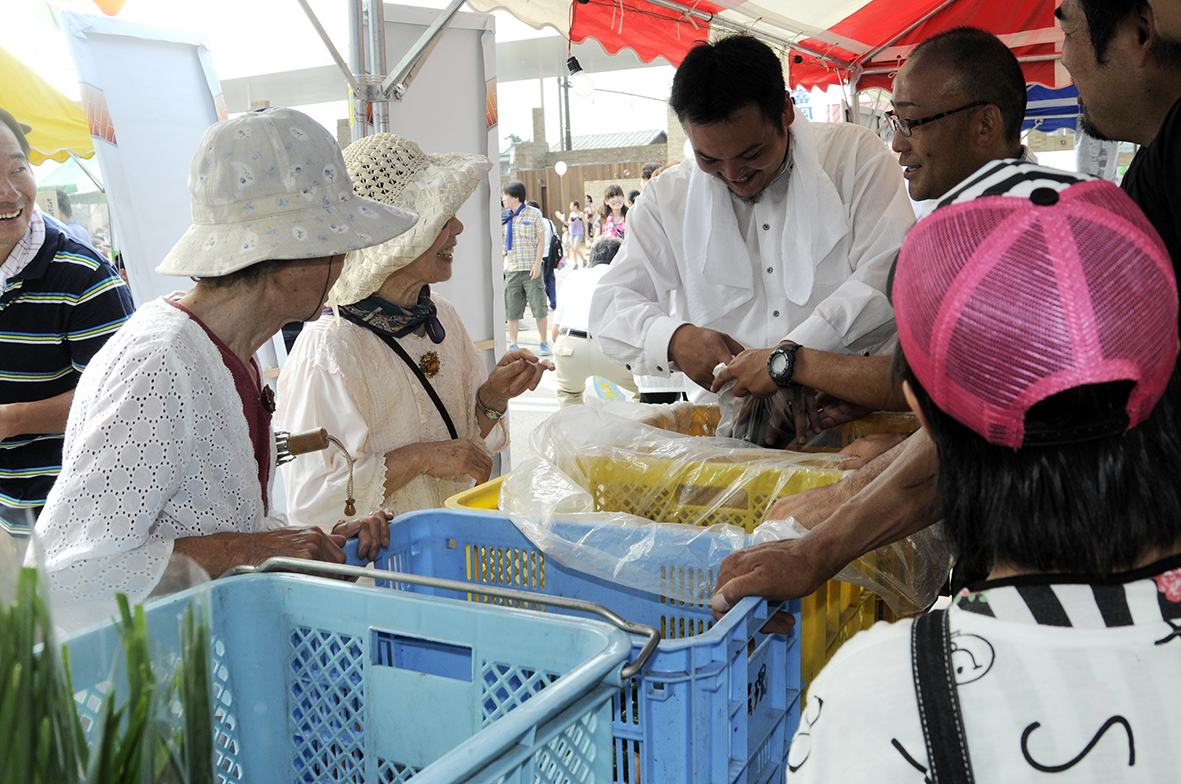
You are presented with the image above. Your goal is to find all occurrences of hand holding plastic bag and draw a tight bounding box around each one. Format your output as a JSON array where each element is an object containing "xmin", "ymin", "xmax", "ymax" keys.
[{"xmin": 502, "ymin": 402, "xmax": 952, "ymax": 615}]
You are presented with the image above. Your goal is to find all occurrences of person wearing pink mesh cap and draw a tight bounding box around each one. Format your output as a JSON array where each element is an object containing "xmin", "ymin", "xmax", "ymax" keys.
[{"xmin": 779, "ymin": 169, "xmax": 1181, "ymax": 781}]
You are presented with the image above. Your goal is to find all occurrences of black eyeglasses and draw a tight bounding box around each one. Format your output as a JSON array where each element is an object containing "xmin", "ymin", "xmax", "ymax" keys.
[{"xmin": 884, "ymin": 101, "xmax": 987, "ymax": 138}]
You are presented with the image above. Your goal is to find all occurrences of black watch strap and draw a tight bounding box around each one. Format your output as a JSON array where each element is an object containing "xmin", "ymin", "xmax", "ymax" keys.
[{"xmin": 767, "ymin": 342, "xmax": 802, "ymax": 388}]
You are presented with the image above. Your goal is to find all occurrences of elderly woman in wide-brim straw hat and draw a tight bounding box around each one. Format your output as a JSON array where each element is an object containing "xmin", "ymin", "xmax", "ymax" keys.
[
  {"xmin": 33, "ymin": 109, "xmax": 412, "ymax": 624},
  {"xmin": 276, "ymin": 134, "xmax": 551, "ymax": 527}
]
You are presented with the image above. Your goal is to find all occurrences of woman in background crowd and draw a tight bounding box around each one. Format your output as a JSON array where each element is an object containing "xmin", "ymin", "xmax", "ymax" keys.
[
  {"xmin": 555, "ymin": 200, "xmax": 587, "ymax": 268},
  {"xmin": 596, "ymin": 184, "xmax": 628, "ymax": 242}
]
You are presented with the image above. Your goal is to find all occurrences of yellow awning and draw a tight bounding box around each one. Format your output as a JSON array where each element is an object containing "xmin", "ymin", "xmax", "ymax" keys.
[{"xmin": 0, "ymin": 44, "xmax": 94, "ymax": 164}]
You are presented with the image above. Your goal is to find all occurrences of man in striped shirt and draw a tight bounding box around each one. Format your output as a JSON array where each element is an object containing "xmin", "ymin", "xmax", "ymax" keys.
[
  {"xmin": 0, "ymin": 108, "xmax": 133, "ymax": 537},
  {"xmin": 501, "ymin": 180, "xmax": 550, "ymax": 356}
]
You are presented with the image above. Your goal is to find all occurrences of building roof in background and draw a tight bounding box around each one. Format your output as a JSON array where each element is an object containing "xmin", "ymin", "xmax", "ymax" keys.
[{"xmin": 569, "ymin": 130, "xmax": 666, "ymax": 150}]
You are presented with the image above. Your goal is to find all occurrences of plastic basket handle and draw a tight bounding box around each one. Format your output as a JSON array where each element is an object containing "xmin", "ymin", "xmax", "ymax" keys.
[{"xmin": 226, "ymin": 557, "xmax": 662, "ymax": 681}]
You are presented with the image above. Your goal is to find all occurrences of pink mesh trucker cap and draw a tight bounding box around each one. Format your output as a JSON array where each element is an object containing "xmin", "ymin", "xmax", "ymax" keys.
[{"xmin": 894, "ymin": 171, "xmax": 1178, "ymax": 449}]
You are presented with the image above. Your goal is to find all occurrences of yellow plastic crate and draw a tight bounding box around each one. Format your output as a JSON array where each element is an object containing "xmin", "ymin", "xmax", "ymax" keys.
[
  {"xmin": 637, "ymin": 402, "xmax": 920, "ymax": 450},
  {"xmin": 584, "ymin": 453, "xmax": 845, "ymax": 532},
  {"xmin": 445, "ymin": 477, "xmax": 502, "ymax": 510},
  {"xmin": 445, "ymin": 467, "xmax": 891, "ymax": 688}
]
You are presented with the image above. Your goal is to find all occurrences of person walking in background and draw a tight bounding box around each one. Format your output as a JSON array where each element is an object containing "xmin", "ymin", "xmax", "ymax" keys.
[
  {"xmin": 501, "ymin": 180, "xmax": 551, "ymax": 356},
  {"xmin": 627, "ymin": 189, "xmax": 640, "ymax": 209},
  {"xmin": 54, "ymin": 190, "xmax": 91, "ymax": 246},
  {"xmin": 527, "ymin": 200, "xmax": 560, "ymax": 314},
  {"xmin": 584, "ymin": 196, "xmax": 599, "ymax": 246},
  {"xmin": 555, "ymin": 200, "xmax": 587, "ymax": 268},
  {"xmin": 553, "ymin": 238, "xmax": 638, "ymax": 406},
  {"xmin": 640, "ymin": 161, "xmax": 661, "ymax": 191},
  {"xmin": 596, "ymin": 184, "xmax": 628, "ymax": 243}
]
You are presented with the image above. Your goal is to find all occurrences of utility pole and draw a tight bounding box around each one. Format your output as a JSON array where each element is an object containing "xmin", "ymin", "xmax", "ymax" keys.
[{"xmin": 562, "ymin": 78, "xmax": 573, "ymax": 151}]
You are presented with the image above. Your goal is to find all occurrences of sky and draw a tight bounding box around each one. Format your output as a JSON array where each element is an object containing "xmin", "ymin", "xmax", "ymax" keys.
[{"xmin": 0, "ymin": 0, "xmax": 677, "ymax": 151}]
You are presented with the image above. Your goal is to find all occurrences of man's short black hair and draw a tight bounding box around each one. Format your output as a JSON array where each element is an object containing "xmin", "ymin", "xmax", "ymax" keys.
[
  {"xmin": 56, "ymin": 190, "xmax": 73, "ymax": 219},
  {"xmin": 1071, "ymin": 0, "xmax": 1142, "ymax": 64},
  {"xmin": 502, "ymin": 180, "xmax": 527, "ymax": 203},
  {"xmin": 898, "ymin": 348, "xmax": 1181, "ymax": 577},
  {"xmin": 641, "ymin": 162, "xmax": 660, "ymax": 180},
  {"xmin": 1068, "ymin": 0, "xmax": 1181, "ymax": 67},
  {"xmin": 526, "ymin": 200, "xmax": 541, "ymax": 210},
  {"xmin": 627, "ymin": 189, "xmax": 640, "ymax": 203},
  {"xmin": 908, "ymin": 27, "xmax": 1028, "ymax": 144},
  {"xmin": 669, "ymin": 35, "xmax": 786, "ymax": 128},
  {"xmin": 0, "ymin": 107, "xmax": 32, "ymax": 158},
  {"xmin": 588, "ymin": 237, "xmax": 621, "ymax": 266}
]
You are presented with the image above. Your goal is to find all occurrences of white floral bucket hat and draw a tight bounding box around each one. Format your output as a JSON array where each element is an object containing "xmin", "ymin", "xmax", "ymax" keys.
[
  {"xmin": 157, "ymin": 108, "xmax": 418, "ymax": 277},
  {"xmin": 329, "ymin": 133, "xmax": 492, "ymax": 307}
]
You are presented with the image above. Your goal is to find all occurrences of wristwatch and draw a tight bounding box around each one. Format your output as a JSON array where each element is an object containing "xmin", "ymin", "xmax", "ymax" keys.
[
  {"xmin": 766, "ymin": 342, "xmax": 802, "ymax": 388},
  {"xmin": 476, "ymin": 389, "xmax": 506, "ymax": 420}
]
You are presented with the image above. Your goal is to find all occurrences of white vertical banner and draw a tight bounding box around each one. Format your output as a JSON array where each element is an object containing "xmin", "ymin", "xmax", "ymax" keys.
[
  {"xmin": 482, "ymin": 20, "xmax": 505, "ymax": 365},
  {"xmin": 61, "ymin": 11, "xmax": 227, "ymax": 308},
  {"xmin": 379, "ymin": 4, "xmax": 500, "ymax": 359}
]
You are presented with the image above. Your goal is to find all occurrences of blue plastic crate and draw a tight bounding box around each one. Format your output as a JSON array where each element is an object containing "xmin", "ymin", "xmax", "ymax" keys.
[
  {"xmin": 345, "ymin": 509, "xmax": 803, "ymax": 784},
  {"xmin": 61, "ymin": 572, "xmax": 632, "ymax": 784}
]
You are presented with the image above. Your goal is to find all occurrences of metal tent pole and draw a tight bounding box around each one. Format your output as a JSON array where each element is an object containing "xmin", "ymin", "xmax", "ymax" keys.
[
  {"xmin": 347, "ymin": 0, "xmax": 370, "ymax": 141},
  {"xmin": 365, "ymin": 0, "xmax": 389, "ymax": 133}
]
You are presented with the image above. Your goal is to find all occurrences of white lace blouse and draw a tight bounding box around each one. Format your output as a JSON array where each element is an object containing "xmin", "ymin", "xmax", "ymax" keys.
[
  {"xmin": 275, "ymin": 295, "xmax": 507, "ymax": 529},
  {"xmin": 35, "ymin": 298, "xmax": 286, "ymax": 614}
]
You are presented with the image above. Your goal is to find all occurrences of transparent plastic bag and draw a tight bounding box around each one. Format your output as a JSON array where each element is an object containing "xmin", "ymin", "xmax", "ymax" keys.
[
  {"xmin": 1, "ymin": 532, "xmax": 84, "ymax": 781},
  {"xmin": 4, "ymin": 530, "xmax": 216, "ymax": 782},
  {"xmin": 502, "ymin": 401, "xmax": 953, "ymax": 615},
  {"xmin": 751, "ymin": 518, "xmax": 954, "ymax": 617},
  {"xmin": 716, "ymin": 383, "xmax": 922, "ymax": 451}
]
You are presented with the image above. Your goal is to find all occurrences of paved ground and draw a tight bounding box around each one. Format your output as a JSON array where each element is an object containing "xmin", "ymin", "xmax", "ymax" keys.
[{"xmin": 501, "ymin": 264, "xmax": 574, "ymax": 471}]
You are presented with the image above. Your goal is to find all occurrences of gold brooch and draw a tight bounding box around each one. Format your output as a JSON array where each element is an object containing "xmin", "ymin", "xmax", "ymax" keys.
[{"xmin": 419, "ymin": 351, "xmax": 441, "ymax": 378}]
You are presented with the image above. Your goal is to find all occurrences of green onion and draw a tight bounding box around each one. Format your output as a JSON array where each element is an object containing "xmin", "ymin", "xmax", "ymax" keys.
[{"xmin": 1, "ymin": 567, "xmax": 214, "ymax": 783}]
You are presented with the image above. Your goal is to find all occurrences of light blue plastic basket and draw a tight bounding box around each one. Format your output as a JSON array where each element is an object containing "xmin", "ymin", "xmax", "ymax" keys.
[
  {"xmin": 344, "ymin": 509, "xmax": 803, "ymax": 784},
  {"xmin": 61, "ymin": 572, "xmax": 633, "ymax": 784}
]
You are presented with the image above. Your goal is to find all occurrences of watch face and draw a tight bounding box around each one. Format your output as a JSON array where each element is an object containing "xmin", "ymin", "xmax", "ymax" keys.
[{"xmin": 769, "ymin": 352, "xmax": 787, "ymax": 376}]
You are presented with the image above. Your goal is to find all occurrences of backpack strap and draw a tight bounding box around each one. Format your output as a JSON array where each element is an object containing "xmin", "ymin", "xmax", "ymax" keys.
[{"xmin": 912, "ymin": 609, "xmax": 975, "ymax": 784}]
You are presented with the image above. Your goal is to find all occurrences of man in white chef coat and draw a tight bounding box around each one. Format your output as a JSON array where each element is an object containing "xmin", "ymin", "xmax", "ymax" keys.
[{"xmin": 589, "ymin": 34, "xmax": 914, "ymax": 400}]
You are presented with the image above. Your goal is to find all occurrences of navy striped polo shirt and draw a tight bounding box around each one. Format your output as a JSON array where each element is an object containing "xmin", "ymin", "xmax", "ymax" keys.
[{"xmin": 0, "ymin": 221, "xmax": 134, "ymax": 527}]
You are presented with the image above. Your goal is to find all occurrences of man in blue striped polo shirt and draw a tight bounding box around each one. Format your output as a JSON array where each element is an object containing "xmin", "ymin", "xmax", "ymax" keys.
[{"xmin": 0, "ymin": 107, "xmax": 133, "ymax": 538}]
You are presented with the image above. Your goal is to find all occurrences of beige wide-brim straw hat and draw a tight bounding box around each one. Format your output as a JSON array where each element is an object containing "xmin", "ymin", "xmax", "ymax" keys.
[
  {"xmin": 328, "ymin": 133, "xmax": 493, "ymax": 307},
  {"xmin": 157, "ymin": 108, "xmax": 418, "ymax": 278}
]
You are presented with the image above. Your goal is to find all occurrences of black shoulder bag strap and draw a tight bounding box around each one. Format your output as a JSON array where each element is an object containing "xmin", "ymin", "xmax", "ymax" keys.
[
  {"xmin": 912, "ymin": 608, "xmax": 975, "ymax": 784},
  {"xmin": 370, "ymin": 331, "xmax": 459, "ymax": 440}
]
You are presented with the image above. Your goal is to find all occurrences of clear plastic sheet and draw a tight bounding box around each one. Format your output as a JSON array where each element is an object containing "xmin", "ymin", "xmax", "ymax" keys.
[
  {"xmin": 752, "ymin": 518, "xmax": 954, "ymax": 617},
  {"xmin": 501, "ymin": 401, "xmax": 954, "ymax": 615},
  {"xmin": 717, "ymin": 384, "xmax": 923, "ymax": 451}
]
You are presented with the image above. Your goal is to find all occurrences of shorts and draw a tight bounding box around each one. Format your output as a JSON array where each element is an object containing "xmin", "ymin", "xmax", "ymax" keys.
[{"xmin": 505, "ymin": 269, "xmax": 548, "ymax": 320}]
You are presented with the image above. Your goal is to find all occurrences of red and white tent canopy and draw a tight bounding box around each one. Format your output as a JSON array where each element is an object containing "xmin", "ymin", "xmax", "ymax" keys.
[{"xmin": 467, "ymin": 0, "xmax": 1066, "ymax": 92}]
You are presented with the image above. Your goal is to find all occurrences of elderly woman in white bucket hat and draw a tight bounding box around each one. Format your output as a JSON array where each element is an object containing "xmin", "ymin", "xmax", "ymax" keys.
[
  {"xmin": 33, "ymin": 109, "xmax": 414, "ymax": 621},
  {"xmin": 276, "ymin": 134, "xmax": 551, "ymax": 526}
]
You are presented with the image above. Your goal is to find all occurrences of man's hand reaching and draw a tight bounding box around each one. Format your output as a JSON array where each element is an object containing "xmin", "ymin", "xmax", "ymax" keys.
[
  {"xmin": 668, "ymin": 324, "xmax": 744, "ymax": 390},
  {"xmin": 711, "ymin": 537, "xmax": 834, "ymax": 634}
]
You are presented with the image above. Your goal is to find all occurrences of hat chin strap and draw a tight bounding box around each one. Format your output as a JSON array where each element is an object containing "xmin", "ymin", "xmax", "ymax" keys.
[{"xmin": 305, "ymin": 256, "xmax": 336, "ymax": 322}]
